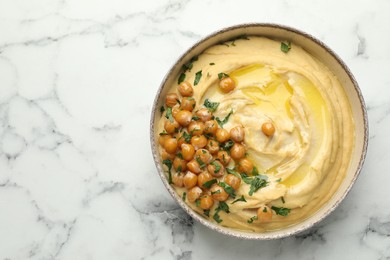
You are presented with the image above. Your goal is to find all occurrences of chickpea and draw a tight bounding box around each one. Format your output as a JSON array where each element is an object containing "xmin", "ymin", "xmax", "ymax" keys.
[
  {"xmin": 172, "ymin": 107, "xmax": 180, "ymax": 118},
  {"xmin": 173, "ymin": 156, "xmax": 187, "ymax": 172},
  {"xmin": 225, "ymin": 174, "xmax": 241, "ymax": 190},
  {"xmin": 172, "ymin": 172, "xmax": 184, "ymax": 187},
  {"xmin": 217, "ymin": 150, "xmax": 231, "ymax": 165},
  {"xmin": 164, "ymin": 138, "xmax": 178, "ymax": 154},
  {"xmin": 196, "ymin": 108, "xmax": 212, "ymax": 122},
  {"xmin": 210, "ymin": 183, "xmax": 229, "ymax": 201},
  {"xmin": 164, "ymin": 119, "xmax": 180, "ymax": 134},
  {"xmin": 161, "ymin": 150, "xmax": 175, "ymax": 160},
  {"xmin": 181, "ymin": 143, "xmax": 195, "ymax": 161},
  {"xmin": 178, "ymin": 81, "xmax": 194, "ymax": 97},
  {"xmin": 166, "ymin": 93, "xmax": 179, "ymax": 107},
  {"xmin": 238, "ymin": 158, "xmax": 254, "ymax": 174},
  {"xmin": 206, "ymin": 139, "xmax": 219, "ymax": 154},
  {"xmin": 230, "ymin": 143, "xmax": 246, "ymax": 160},
  {"xmin": 158, "ymin": 134, "xmax": 171, "ymax": 146},
  {"xmin": 195, "ymin": 149, "xmax": 213, "ymax": 164},
  {"xmin": 207, "ymin": 160, "xmax": 225, "ymax": 177},
  {"xmin": 176, "ymin": 131, "xmax": 188, "ymax": 147},
  {"xmin": 187, "ymin": 159, "xmax": 202, "ymax": 174},
  {"xmin": 180, "ymin": 97, "xmax": 196, "ymax": 111},
  {"xmin": 204, "ymin": 120, "xmax": 218, "ymax": 135},
  {"xmin": 188, "ymin": 121, "xmax": 205, "ymax": 136},
  {"xmin": 199, "ymin": 195, "xmax": 214, "ymax": 210},
  {"xmin": 187, "ymin": 186, "xmax": 202, "ymax": 203},
  {"xmin": 197, "ymin": 171, "xmax": 213, "ymax": 188},
  {"xmin": 262, "ymin": 122, "xmax": 275, "ymax": 137},
  {"xmin": 219, "ymin": 77, "xmax": 236, "ymax": 93},
  {"xmin": 190, "ymin": 135, "xmax": 207, "ymax": 150},
  {"xmin": 175, "ymin": 110, "xmax": 192, "ymax": 126},
  {"xmin": 230, "ymin": 126, "xmax": 245, "ymax": 142},
  {"xmin": 183, "ymin": 171, "xmax": 198, "ymax": 189},
  {"xmin": 257, "ymin": 205, "xmax": 273, "ymax": 223},
  {"xmin": 216, "ymin": 128, "xmax": 230, "ymax": 143}
]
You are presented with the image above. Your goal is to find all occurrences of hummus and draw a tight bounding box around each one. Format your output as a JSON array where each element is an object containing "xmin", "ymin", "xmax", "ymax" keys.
[{"xmin": 157, "ymin": 36, "xmax": 354, "ymax": 232}]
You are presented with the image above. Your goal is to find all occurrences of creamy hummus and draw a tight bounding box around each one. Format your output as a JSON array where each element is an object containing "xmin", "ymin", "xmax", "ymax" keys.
[{"xmin": 157, "ymin": 36, "xmax": 354, "ymax": 232}]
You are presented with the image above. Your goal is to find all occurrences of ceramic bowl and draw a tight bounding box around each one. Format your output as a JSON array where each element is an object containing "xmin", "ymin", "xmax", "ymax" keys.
[{"xmin": 150, "ymin": 23, "xmax": 368, "ymax": 240}]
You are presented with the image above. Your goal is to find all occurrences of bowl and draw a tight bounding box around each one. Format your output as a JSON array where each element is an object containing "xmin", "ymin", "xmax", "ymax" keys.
[{"xmin": 150, "ymin": 23, "xmax": 368, "ymax": 240}]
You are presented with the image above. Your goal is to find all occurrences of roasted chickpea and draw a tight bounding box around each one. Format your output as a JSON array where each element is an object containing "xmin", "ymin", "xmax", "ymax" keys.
[
  {"xmin": 188, "ymin": 121, "xmax": 205, "ymax": 136},
  {"xmin": 257, "ymin": 205, "xmax": 273, "ymax": 222},
  {"xmin": 230, "ymin": 126, "xmax": 245, "ymax": 142},
  {"xmin": 210, "ymin": 183, "xmax": 229, "ymax": 201},
  {"xmin": 181, "ymin": 143, "xmax": 195, "ymax": 161},
  {"xmin": 187, "ymin": 186, "xmax": 202, "ymax": 203},
  {"xmin": 164, "ymin": 119, "xmax": 180, "ymax": 134},
  {"xmin": 195, "ymin": 149, "xmax": 213, "ymax": 164},
  {"xmin": 219, "ymin": 77, "xmax": 236, "ymax": 93},
  {"xmin": 230, "ymin": 143, "xmax": 246, "ymax": 160},
  {"xmin": 199, "ymin": 195, "xmax": 214, "ymax": 210},
  {"xmin": 180, "ymin": 97, "xmax": 196, "ymax": 111},
  {"xmin": 206, "ymin": 139, "xmax": 219, "ymax": 154},
  {"xmin": 204, "ymin": 120, "xmax": 218, "ymax": 135},
  {"xmin": 225, "ymin": 174, "xmax": 241, "ymax": 190},
  {"xmin": 262, "ymin": 122, "xmax": 275, "ymax": 137},
  {"xmin": 216, "ymin": 128, "xmax": 230, "ymax": 143},
  {"xmin": 207, "ymin": 160, "xmax": 224, "ymax": 177},
  {"xmin": 172, "ymin": 172, "xmax": 184, "ymax": 187},
  {"xmin": 190, "ymin": 135, "xmax": 207, "ymax": 150},
  {"xmin": 172, "ymin": 107, "xmax": 180, "ymax": 118},
  {"xmin": 173, "ymin": 156, "xmax": 187, "ymax": 172},
  {"xmin": 217, "ymin": 150, "xmax": 231, "ymax": 165},
  {"xmin": 164, "ymin": 138, "xmax": 178, "ymax": 154},
  {"xmin": 158, "ymin": 134, "xmax": 171, "ymax": 146},
  {"xmin": 196, "ymin": 108, "xmax": 212, "ymax": 122},
  {"xmin": 161, "ymin": 150, "xmax": 175, "ymax": 160},
  {"xmin": 197, "ymin": 171, "xmax": 213, "ymax": 188},
  {"xmin": 187, "ymin": 159, "xmax": 202, "ymax": 174},
  {"xmin": 183, "ymin": 171, "xmax": 198, "ymax": 189},
  {"xmin": 238, "ymin": 158, "xmax": 254, "ymax": 174},
  {"xmin": 175, "ymin": 110, "xmax": 192, "ymax": 126},
  {"xmin": 166, "ymin": 93, "xmax": 179, "ymax": 107},
  {"xmin": 178, "ymin": 81, "xmax": 194, "ymax": 97}
]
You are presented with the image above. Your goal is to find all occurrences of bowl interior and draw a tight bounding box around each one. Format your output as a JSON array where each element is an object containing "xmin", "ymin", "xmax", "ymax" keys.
[{"xmin": 150, "ymin": 23, "xmax": 368, "ymax": 240}]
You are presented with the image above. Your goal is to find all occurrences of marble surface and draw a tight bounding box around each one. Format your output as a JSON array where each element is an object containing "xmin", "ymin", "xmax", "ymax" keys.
[{"xmin": 0, "ymin": 0, "xmax": 389, "ymax": 259}]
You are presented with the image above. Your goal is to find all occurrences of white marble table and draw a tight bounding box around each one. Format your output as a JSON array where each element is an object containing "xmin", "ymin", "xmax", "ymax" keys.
[{"xmin": 0, "ymin": 0, "xmax": 389, "ymax": 259}]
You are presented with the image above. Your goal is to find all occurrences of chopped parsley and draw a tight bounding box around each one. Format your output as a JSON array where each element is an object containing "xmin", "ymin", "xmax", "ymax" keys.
[
  {"xmin": 194, "ymin": 70, "xmax": 202, "ymax": 86},
  {"xmin": 191, "ymin": 116, "xmax": 200, "ymax": 121},
  {"xmin": 178, "ymin": 73, "xmax": 186, "ymax": 84},
  {"xmin": 203, "ymin": 99, "xmax": 220, "ymax": 112},
  {"xmin": 242, "ymin": 175, "xmax": 269, "ymax": 196},
  {"xmin": 230, "ymin": 34, "xmax": 250, "ymax": 46},
  {"xmin": 271, "ymin": 206, "xmax": 291, "ymax": 216},
  {"xmin": 211, "ymin": 190, "xmax": 221, "ymax": 195},
  {"xmin": 213, "ymin": 201, "xmax": 230, "ymax": 223},
  {"xmin": 281, "ymin": 41, "xmax": 291, "ymax": 53},
  {"xmin": 202, "ymin": 179, "xmax": 217, "ymax": 189},
  {"xmin": 159, "ymin": 130, "xmax": 168, "ymax": 136},
  {"xmin": 209, "ymin": 62, "xmax": 215, "ymax": 65},
  {"xmin": 247, "ymin": 215, "xmax": 258, "ymax": 223},
  {"xmin": 232, "ymin": 195, "xmax": 247, "ymax": 204},
  {"xmin": 203, "ymin": 209, "xmax": 210, "ymax": 217},
  {"xmin": 252, "ymin": 166, "xmax": 259, "ymax": 176},
  {"xmin": 182, "ymin": 131, "xmax": 191, "ymax": 143},
  {"xmin": 165, "ymin": 107, "xmax": 174, "ymax": 123},
  {"xmin": 195, "ymin": 199, "xmax": 201, "ymax": 207},
  {"xmin": 281, "ymin": 197, "xmax": 285, "ymax": 204},
  {"xmin": 182, "ymin": 192, "xmax": 186, "ymax": 201},
  {"xmin": 263, "ymin": 207, "xmax": 268, "ymax": 213},
  {"xmin": 176, "ymin": 165, "xmax": 182, "ymax": 173},
  {"xmin": 218, "ymin": 72, "xmax": 230, "ymax": 80},
  {"xmin": 220, "ymin": 140, "xmax": 234, "ymax": 151},
  {"xmin": 276, "ymin": 178, "xmax": 282, "ymax": 182},
  {"xmin": 218, "ymin": 182, "xmax": 236, "ymax": 198},
  {"xmin": 162, "ymin": 159, "xmax": 173, "ymax": 184},
  {"xmin": 196, "ymin": 156, "xmax": 206, "ymax": 168},
  {"xmin": 210, "ymin": 161, "xmax": 221, "ymax": 173},
  {"xmin": 160, "ymin": 106, "xmax": 165, "ymax": 114},
  {"xmin": 216, "ymin": 109, "xmax": 233, "ymax": 128},
  {"xmin": 182, "ymin": 56, "xmax": 198, "ymax": 72},
  {"xmin": 226, "ymin": 168, "xmax": 241, "ymax": 179},
  {"xmin": 213, "ymin": 211, "xmax": 222, "ymax": 223}
]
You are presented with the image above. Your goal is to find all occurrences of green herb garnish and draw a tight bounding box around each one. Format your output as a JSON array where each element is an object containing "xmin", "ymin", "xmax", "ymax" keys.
[
  {"xmin": 213, "ymin": 211, "xmax": 222, "ymax": 223},
  {"xmin": 281, "ymin": 197, "xmax": 285, "ymax": 204},
  {"xmin": 196, "ymin": 156, "xmax": 206, "ymax": 168},
  {"xmin": 281, "ymin": 41, "xmax": 291, "ymax": 53},
  {"xmin": 202, "ymin": 179, "xmax": 217, "ymax": 189},
  {"xmin": 218, "ymin": 72, "xmax": 230, "ymax": 80},
  {"xmin": 176, "ymin": 165, "xmax": 182, "ymax": 173},
  {"xmin": 232, "ymin": 195, "xmax": 247, "ymax": 204},
  {"xmin": 271, "ymin": 206, "xmax": 291, "ymax": 216},
  {"xmin": 195, "ymin": 199, "xmax": 200, "ymax": 207},
  {"xmin": 178, "ymin": 73, "xmax": 186, "ymax": 84},
  {"xmin": 159, "ymin": 130, "xmax": 168, "ymax": 136},
  {"xmin": 211, "ymin": 190, "xmax": 221, "ymax": 195},
  {"xmin": 218, "ymin": 182, "xmax": 236, "ymax": 198},
  {"xmin": 182, "ymin": 131, "xmax": 191, "ymax": 143},
  {"xmin": 165, "ymin": 107, "xmax": 174, "ymax": 123},
  {"xmin": 182, "ymin": 56, "xmax": 198, "ymax": 72},
  {"xmin": 242, "ymin": 175, "xmax": 269, "ymax": 196},
  {"xmin": 247, "ymin": 215, "xmax": 258, "ymax": 223},
  {"xmin": 160, "ymin": 106, "xmax": 165, "ymax": 114},
  {"xmin": 182, "ymin": 192, "xmax": 186, "ymax": 201},
  {"xmin": 226, "ymin": 168, "xmax": 241, "ymax": 179},
  {"xmin": 203, "ymin": 209, "xmax": 210, "ymax": 217},
  {"xmin": 216, "ymin": 109, "xmax": 233, "ymax": 128},
  {"xmin": 162, "ymin": 159, "xmax": 173, "ymax": 184},
  {"xmin": 209, "ymin": 62, "xmax": 215, "ymax": 65},
  {"xmin": 276, "ymin": 178, "xmax": 282, "ymax": 182},
  {"xmin": 212, "ymin": 201, "xmax": 230, "ymax": 223},
  {"xmin": 192, "ymin": 116, "xmax": 200, "ymax": 121},
  {"xmin": 203, "ymin": 99, "xmax": 220, "ymax": 112},
  {"xmin": 210, "ymin": 161, "xmax": 221, "ymax": 173},
  {"xmin": 252, "ymin": 166, "xmax": 259, "ymax": 176},
  {"xmin": 194, "ymin": 70, "xmax": 202, "ymax": 86},
  {"xmin": 263, "ymin": 207, "xmax": 268, "ymax": 213},
  {"xmin": 220, "ymin": 140, "xmax": 234, "ymax": 151}
]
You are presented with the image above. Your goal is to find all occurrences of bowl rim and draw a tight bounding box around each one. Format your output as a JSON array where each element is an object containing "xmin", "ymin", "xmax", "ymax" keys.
[{"xmin": 149, "ymin": 23, "xmax": 369, "ymax": 240}]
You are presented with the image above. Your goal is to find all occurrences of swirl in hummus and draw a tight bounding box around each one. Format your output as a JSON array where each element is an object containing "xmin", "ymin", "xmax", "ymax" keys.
[{"xmin": 156, "ymin": 36, "xmax": 354, "ymax": 232}]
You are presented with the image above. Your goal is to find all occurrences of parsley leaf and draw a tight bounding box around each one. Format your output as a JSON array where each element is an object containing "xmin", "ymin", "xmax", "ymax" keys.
[
  {"xmin": 218, "ymin": 201, "xmax": 230, "ymax": 213},
  {"xmin": 213, "ymin": 211, "xmax": 222, "ymax": 223},
  {"xmin": 202, "ymin": 179, "xmax": 217, "ymax": 189},
  {"xmin": 182, "ymin": 56, "xmax": 198, "ymax": 72},
  {"xmin": 159, "ymin": 130, "xmax": 168, "ymax": 136},
  {"xmin": 160, "ymin": 106, "xmax": 165, "ymax": 114},
  {"xmin": 209, "ymin": 62, "xmax": 215, "ymax": 65},
  {"xmin": 162, "ymin": 159, "xmax": 173, "ymax": 184},
  {"xmin": 226, "ymin": 168, "xmax": 241, "ymax": 179},
  {"xmin": 203, "ymin": 209, "xmax": 210, "ymax": 217},
  {"xmin": 210, "ymin": 161, "xmax": 221, "ymax": 173},
  {"xmin": 211, "ymin": 190, "xmax": 221, "ymax": 195},
  {"xmin": 218, "ymin": 72, "xmax": 230, "ymax": 80},
  {"xmin": 182, "ymin": 192, "xmax": 186, "ymax": 201},
  {"xmin": 281, "ymin": 41, "xmax": 291, "ymax": 53},
  {"xmin": 196, "ymin": 156, "xmax": 206, "ymax": 168},
  {"xmin": 271, "ymin": 206, "xmax": 291, "ymax": 216},
  {"xmin": 242, "ymin": 175, "xmax": 269, "ymax": 196},
  {"xmin": 182, "ymin": 132, "xmax": 191, "ymax": 143},
  {"xmin": 216, "ymin": 109, "xmax": 233, "ymax": 128},
  {"xmin": 220, "ymin": 140, "xmax": 234, "ymax": 151},
  {"xmin": 247, "ymin": 215, "xmax": 258, "ymax": 223},
  {"xmin": 218, "ymin": 182, "xmax": 236, "ymax": 198},
  {"xmin": 281, "ymin": 196, "xmax": 285, "ymax": 204},
  {"xmin": 194, "ymin": 70, "xmax": 202, "ymax": 86},
  {"xmin": 203, "ymin": 99, "xmax": 220, "ymax": 112},
  {"xmin": 195, "ymin": 199, "xmax": 200, "ymax": 207},
  {"xmin": 165, "ymin": 107, "xmax": 174, "ymax": 123},
  {"xmin": 178, "ymin": 73, "xmax": 186, "ymax": 84},
  {"xmin": 232, "ymin": 195, "xmax": 247, "ymax": 204},
  {"xmin": 252, "ymin": 166, "xmax": 259, "ymax": 176},
  {"xmin": 192, "ymin": 116, "xmax": 200, "ymax": 121},
  {"xmin": 276, "ymin": 178, "xmax": 282, "ymax": 182}
]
